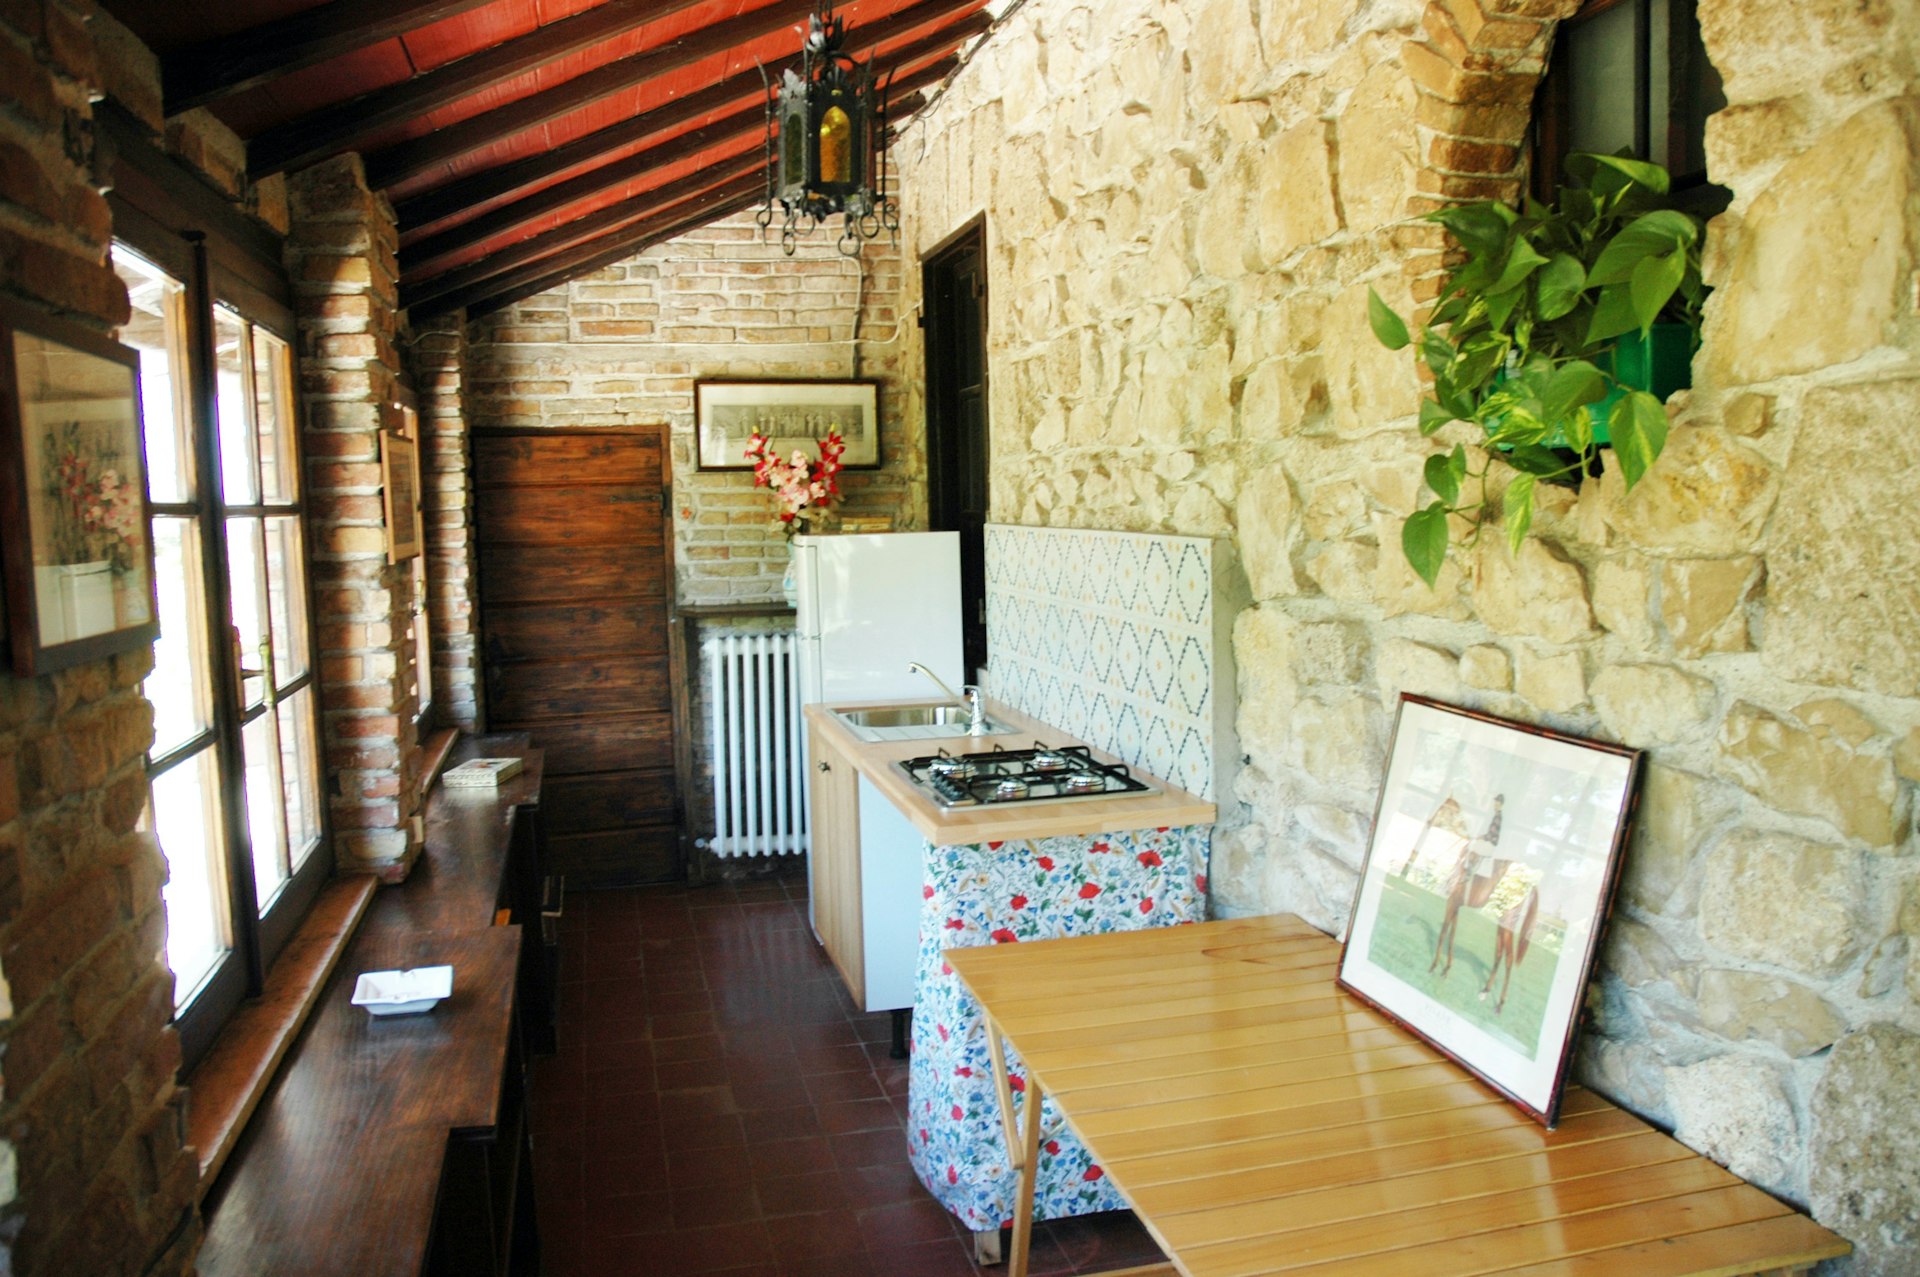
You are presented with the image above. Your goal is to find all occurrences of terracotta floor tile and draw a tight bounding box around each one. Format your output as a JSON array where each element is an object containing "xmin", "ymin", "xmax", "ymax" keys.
[{"xmin": 531, "ymin": 870, "xmax": 1163, "ymax": 1275}]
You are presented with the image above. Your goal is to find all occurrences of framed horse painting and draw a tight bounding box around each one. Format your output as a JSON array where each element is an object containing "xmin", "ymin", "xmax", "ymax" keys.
[{"xmin": 1338, "ymin": 695, "xmax": 1643, "ymax": 1126}]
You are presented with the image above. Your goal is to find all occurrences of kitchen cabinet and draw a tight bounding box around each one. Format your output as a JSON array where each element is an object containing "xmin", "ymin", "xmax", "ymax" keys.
[
  {"xmin": 809, "ymin": 723, "xmax": 865, "ymax": 1004},
  {"xmin": 808, "ymin": 722, "xmax": 925, "ymax": 1012}
]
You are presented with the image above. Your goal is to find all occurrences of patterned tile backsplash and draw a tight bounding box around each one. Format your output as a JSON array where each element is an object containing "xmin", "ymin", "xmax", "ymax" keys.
[{"xmin": 984, "ymin": 524, "xmax": 1237, "ymax": 801}]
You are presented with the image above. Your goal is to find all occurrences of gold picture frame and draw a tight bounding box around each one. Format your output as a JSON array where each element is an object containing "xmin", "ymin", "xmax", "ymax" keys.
[{"xmin": 380, "ymin": 428, "xmax": 421, "ymax": 564}]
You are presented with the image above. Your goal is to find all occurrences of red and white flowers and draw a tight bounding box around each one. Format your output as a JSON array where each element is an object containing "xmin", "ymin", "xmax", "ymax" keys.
[{"xmin": 744, "ymin": 430, "xmax": 845, "ymax": 538}]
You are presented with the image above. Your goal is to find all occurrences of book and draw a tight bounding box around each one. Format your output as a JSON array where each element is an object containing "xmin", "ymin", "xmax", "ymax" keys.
[{"xmin": 442, "ymin": 757, "xmax": 524, "ymax": 788}]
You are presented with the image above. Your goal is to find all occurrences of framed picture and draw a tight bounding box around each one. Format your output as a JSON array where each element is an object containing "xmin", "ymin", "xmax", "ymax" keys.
[
  {"xmin": 0, "ymin": 302, "xmax": 160, "ymax": 676},
  {"xmin": 1339, "ymin": 695, "xmax": 1643, "ymax": 1126},
  {"xmin": 380, "ymin": 429, "xmax": 421, "ymax": 564},
  {"xmin": 695, "ymin": 379, "xmax": 879, "ymax": 471}
]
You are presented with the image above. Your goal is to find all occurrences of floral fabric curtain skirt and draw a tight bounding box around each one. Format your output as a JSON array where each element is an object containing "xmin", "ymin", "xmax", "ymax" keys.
[{"xmin": 905, "ymin": 824, "xmax": 1211, "ymax": 1231}]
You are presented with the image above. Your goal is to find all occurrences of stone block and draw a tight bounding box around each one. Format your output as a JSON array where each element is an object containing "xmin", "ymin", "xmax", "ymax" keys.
[
  {"xmin": 1288, "ymin": 691, "xmax": 1386, "ymax": 794},
  {"xmin": 1762, "ymin": 379, "xmax": 1920, "ymax": 698},
  {"xmin": 1659, "ymin": 556, "xmax": 1757, "ymax": 656},
  {"xmin": 1513, "ymin": 648, "xmax": 1585, "ymax": 714},
  {"xmin": 1717, "ymin": 702, "xmax": 1900, "ymax": 848},
  {"xmin": 1607, "ymin": 429, "xmax": 1777, "ymax": 557},
  {"xmin": 1703, "ymin": 103, "xmax": 1910, "ymax": 385},
  {"xmin": 1459, "ymin": 644, "xmax": 1511, "ymax": 690},
  {"xmin": 1666, "ymin": 1053, "xmax": 1800, "ymax": 1199},
  {"xmin": 1590, "ymin": 663, "xmax": 1715, "ymax": 746},
  {"xmin": 1809, "ymin": 1023, "xmax": 1920, "ymax": 1276},
  {"xmin": 1604, "ymin": 916, "xmax": 1697, "ymax": 996},
  {"xmin": 1375, "ymin": 638, "xmax": 1462, "ymax": 708},
  {"xmin": 1337, "ymin": 62, "xmax": 1418, "ymax": 236},
  {"xmin": 1591, "ymin": 556, "xmax": 1656, "ymax": 646},
  {"xmin": 1696, "ymin": 968, "xmax": 1846, "ymax": 1056},
  {"xmin": 1699, "ymin": 829, "xmax": 1866, "ymax": 977},
  {"xmin": 1471, "ymin": 536, "xmax": 1596, "ymax": 644}
]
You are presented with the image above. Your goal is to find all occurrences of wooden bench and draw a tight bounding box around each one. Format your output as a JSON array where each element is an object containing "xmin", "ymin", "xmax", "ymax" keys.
[
  {"xmin": 948, "ymin": 914, "xmax": 1851, "ymax": 1277},
  {"xmin": 197, "ymin": 737, "xmax": 552, "ymax": 1277}
]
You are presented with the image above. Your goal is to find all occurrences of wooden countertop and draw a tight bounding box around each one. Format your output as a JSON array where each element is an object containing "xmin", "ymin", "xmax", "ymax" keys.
[{"xmin": 804, "ymin": 696, "xmax": 1215, "ymax": 844}]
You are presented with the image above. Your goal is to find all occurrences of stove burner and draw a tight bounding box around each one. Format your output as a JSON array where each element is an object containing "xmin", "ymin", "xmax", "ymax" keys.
[{"xmin": 893, "ymin": 743, "xmax": 1157, "ymax": 808}]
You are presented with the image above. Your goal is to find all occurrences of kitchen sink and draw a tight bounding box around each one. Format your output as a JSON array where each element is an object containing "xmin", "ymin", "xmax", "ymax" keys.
[{"xmin": 833, "ymin": 704, "xmax": 1005, "ymax": 740}]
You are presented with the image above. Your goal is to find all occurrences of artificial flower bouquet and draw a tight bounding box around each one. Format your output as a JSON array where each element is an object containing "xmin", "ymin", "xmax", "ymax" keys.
[{"xmin": 745, "ymin": 430, "xmax": 846, "ymax": 538}]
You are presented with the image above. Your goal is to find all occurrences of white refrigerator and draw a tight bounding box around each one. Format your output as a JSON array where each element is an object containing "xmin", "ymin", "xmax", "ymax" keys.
[
  {"xmin": 792, "ymin": 531, "xmax": 964, "ymax": 707},
  {"xmin": 793, "ymin": 532, "xmax": 964, "ymax": 942}
]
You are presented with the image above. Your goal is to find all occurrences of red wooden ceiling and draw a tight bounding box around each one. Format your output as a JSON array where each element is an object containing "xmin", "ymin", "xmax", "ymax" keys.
[{"xmin": 101, "ymin": 0, "xmax": 994, "ymax": 316}]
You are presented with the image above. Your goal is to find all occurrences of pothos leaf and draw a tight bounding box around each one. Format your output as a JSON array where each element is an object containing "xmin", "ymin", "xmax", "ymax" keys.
[
  {"xmin": 1489, "ymin": 238, "xmax": 1549, "ymax": 295},
  {"xmin": 1424, "ymin": 451, "xmax": 1462, "ymax": 506},
  {"xmin": 1610, "ymin": 390, "xmax": 1670, "ymax": 489},
  {"xmin": 1503, "ymin": 472, "xmax": 1536, "ymax": 555},
  {"xmin": 1585, "ymin": 283, "xmax": 1641, "ymax": 345},
  {"xmin": 1421, "ymin": 332, "xmax": 1455, "ymax": 376},
  {"xmin": 1585, "ymin": 152, "xmax": 1673, "ymax": 195},
  {"xmin": 1402, "ymin": 503, "xmax": 1451, "ymax": 589},
  {"xmin": 1505, "ymin": 444, "xmax": 1568, "ymax": 476},
  {"xmin": 1587, "ymin": 209, "xmax": 1699, "ymax": 285},
  {"xmin": 1367, "ymin": 287, "xmax": 1410, "ymax": 349},
  {"xmin": 1535, "ymin": 253, "xmax": 1587, "ymax": 321},
  {"xmin": 1417, "ymin": 398, "xmax": 1457, "ymax": 436},
  {"xmin": 1629, "ymin": 248, "xmax": 1687, "ymax": 332}
]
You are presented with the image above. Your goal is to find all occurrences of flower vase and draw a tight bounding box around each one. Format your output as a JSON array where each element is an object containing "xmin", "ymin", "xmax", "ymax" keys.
[
  {"xmin": 34, "ymin": 560, "xmax": 114, "ymax": 644},
  {"xmin": 782, "ymin": 545, "xmax": 799, "ymax": 608}
]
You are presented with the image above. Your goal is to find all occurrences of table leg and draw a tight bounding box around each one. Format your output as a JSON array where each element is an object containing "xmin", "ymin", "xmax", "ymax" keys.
[{"xmin": 983, "ymin": 1015, "xmax": 1043, "ymax": 1276}]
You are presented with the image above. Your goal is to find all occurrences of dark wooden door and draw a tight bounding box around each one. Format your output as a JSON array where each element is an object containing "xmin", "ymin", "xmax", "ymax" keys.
[
  {"xmin": 473, "ymin": 426, "xmax": 678, "ymax": 886},
  {"xmin": 924, "ymin": 217, "xmax": 990, "ymax": 676}
]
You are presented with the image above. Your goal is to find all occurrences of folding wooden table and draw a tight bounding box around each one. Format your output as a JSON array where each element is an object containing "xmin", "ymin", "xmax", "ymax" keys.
[{"xmin": 946, "ymin": 914, "xmax": 1849, "ymax": 1277}]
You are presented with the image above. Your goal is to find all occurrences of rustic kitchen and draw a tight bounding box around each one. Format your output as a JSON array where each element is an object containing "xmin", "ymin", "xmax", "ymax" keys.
[{"xmin": 0, "ymin": 0, "xmax": 1914, "ymax": 1275}]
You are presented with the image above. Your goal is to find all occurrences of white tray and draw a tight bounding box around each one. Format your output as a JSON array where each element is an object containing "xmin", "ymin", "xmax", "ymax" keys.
[{"xmin": 351, "ymin": 965, "xmax": 454, "ymax": 1016}]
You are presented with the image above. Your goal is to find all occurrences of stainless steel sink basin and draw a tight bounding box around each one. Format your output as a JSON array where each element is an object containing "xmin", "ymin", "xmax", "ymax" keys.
[{"xmin": 833, "ymin": 704, "xmax": 1005, "ymax": 740}]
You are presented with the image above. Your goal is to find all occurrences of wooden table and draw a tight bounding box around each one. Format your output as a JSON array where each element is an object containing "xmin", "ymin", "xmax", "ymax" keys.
[{"xmin": 947, "ymin": 915, "xmax": 1850, "ymax": 1277}]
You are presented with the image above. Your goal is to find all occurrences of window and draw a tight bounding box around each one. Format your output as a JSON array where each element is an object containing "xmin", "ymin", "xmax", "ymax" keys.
[
  {"xmin": 116, "ymin": 245, "xmax": 328, "ymax": 1068},
  {"xmin": 397, "ymin": 400, "xmax": 433, "ymax": 726},
  {"xmin": 1530, "ymin": 0, "xmax": 1729, "ymax": 216}
]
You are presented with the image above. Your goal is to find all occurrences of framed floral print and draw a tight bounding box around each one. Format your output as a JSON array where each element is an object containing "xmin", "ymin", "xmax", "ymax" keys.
[
  {"xmin": 0, "ymin": 301, "xmax": 159, "ymax": 676},
  {"xmin": 1339, "ymin": 695, "xmax": 1643, "ymax": 1126},
  {"xmin": 380, "ymin": 428, "xmax": 421, "ymax": 564}
]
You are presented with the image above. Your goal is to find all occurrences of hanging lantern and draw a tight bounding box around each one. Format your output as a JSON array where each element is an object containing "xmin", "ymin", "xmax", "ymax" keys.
[{"xmin": 760, "ymin": 6, "xmax": 899, "ymax": 256}]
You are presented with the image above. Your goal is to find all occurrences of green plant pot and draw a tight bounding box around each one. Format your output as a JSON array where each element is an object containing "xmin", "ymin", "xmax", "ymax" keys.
[{"xmin": 1572, "ymin": 322, "xmax": 1698, "ymax": 446}]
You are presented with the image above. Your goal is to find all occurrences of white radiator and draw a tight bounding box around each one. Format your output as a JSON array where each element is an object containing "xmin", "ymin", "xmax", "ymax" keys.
[{"xmin": 702, "ymin": 632, "xmax": 809, "ymax": 858}]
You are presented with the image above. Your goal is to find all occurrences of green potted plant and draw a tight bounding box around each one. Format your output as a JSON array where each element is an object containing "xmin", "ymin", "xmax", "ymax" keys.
[{"xmin": 1368, "ymin": 153, "xmax": 1707, "ymax": 587}]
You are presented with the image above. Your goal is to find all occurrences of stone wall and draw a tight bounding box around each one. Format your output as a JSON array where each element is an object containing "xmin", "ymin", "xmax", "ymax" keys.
[
  {"xmin": 467, "ymin": 208, "xmax": 922, "ymax": 605},
  {"xmin": 889, "ymin": 0, "xmax": 1920, "ymax": 1268},
  {"xmin": 0, "ymin": 7, "xmax": 209, "ymax": 1274},
  {"xmin": 287, "ymin": 156, "xmax": 425, "ymax": 879}
]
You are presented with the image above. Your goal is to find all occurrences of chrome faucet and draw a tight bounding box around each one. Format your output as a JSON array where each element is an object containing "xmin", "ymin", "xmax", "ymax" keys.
[{"xmin": 907, "ymin": 662, "xmax": 989, "ymax": 734}]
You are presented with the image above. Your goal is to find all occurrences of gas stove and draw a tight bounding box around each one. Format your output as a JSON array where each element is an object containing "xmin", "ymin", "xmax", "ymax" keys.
[{"xmin": 894, "ymin": 744, "xmax": 1157, "ymax": 808}]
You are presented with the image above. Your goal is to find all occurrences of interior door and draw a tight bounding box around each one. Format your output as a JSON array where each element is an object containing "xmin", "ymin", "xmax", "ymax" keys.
[
  {"xmin": 473, "ymin": 426, "xmax": 678, "ymax": 886},
  {"xmin": 923, "ymin": 218, "xmax": 990, "ymax": 677}
]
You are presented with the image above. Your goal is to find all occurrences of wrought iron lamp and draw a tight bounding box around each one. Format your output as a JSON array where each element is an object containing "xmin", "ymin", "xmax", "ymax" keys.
[{"xmin": 759, "ymin": 6, "xmax": 899, "ymax": 256}]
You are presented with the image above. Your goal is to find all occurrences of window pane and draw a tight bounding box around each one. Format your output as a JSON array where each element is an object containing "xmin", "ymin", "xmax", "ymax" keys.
[
  {"xmin": 112, "ymin": 249, "xmax": 193, "ymax": 504},
  {"xmin": 149, "ymin": 749, "xmax": 229, "ymax": 1007},
  {"xmin": 1566, "ymin": 1, "xmax": 1638, "ymax": 161},
  {"xmin": 227, "ymin": 516, "xmax": 268, "ymax": 709},
  {"xmin": 264, "ymin": 515, "xmax": 310, "ymax": 685},
  {"xmin": 412, "ymin": 552, "xmax": 433, "ymax": 713},
  {"xmin": 146, "ymin": 517, "xmax": 212, "ymax": 757},
  {"xmin": 214, "ymin": 307, "xmax": 257, "ymax": 505},
  {"xmin": 252, "ymin": 327, "xmax": 298, "ymax": 504},
  {"xmin": 243, "ymin": 712, "xmax": 290, "ymax": 913},
  {"xmin": 278, "ymin": 686, "xmax": 323, "ymax": 870}
]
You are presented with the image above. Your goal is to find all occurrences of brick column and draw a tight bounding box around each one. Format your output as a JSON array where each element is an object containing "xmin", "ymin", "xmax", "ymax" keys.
[
  {"xmin": 0, "ymin": 7, "xmax": 198, "ymax": 1275},
  {"xmin": 286, "ymin": 155, "xmax": 422, "ymax": 880},
  {"xmin": 408, "ymin": 315, "xmax": 484, "ymax": 732}
]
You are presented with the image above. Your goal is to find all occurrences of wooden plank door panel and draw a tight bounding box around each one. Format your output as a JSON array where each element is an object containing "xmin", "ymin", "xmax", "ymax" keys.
[{"xmin": 474, "ymin": 426, "xmax": 678, "ymax": 886}]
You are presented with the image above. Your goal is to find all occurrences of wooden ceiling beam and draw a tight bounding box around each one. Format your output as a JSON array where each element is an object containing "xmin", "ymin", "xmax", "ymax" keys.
[
  {"xmin": 381, "ymin": 0, "xmax": 987, "ymax": 206},
  {"xmin": 163, "ymin": 0, "xmax": 499, "ymax": 114},
  {"xmin": 399, "ymin": 41, "xmax": 967, "ymax": 278},
  {"xmin": 415, "ymin": 174, "xmax": 767, "ymax": 319},
  {"xmin": 463, "ymin": 189, "xmax": 768, "ymax": 320},
  {"xmin": 403, "ymin": 152, "xmax": 767, "ymax": 311},
  {"xmin": 363, "ymin": 0, "xmax": 817, "ymax": 191},
  {"xmin": 246, "ymin": 0, "xmax": 706, "ymax": 178}
]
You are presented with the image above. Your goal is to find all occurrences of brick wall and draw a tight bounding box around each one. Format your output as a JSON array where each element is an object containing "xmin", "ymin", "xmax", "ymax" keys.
[
  {"xmin": 409, "ymin": 316, "xmax": 483, "ymax": 732},
  {"xmin": 469, "ymin": 208, "xmax": 924, "ymax": 606},
  {"xmin": 0, "ymin": 6, "xmax": 198, "ymax": 1274},
  {"xmin": 286, "ymin": 156, "xmax": 424, "ymax": 879}
]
